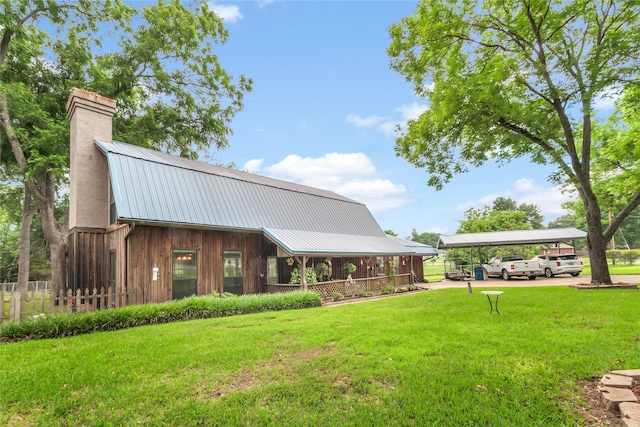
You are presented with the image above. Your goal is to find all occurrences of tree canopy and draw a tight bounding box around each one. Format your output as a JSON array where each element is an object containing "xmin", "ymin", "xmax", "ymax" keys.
[
  {"xmin": 0, "ymin": 0, "xmax": 252, "ymax": 290},
  {"xmin": 388, "ymin": 0, "xmax": 640, "ymax": 285}
]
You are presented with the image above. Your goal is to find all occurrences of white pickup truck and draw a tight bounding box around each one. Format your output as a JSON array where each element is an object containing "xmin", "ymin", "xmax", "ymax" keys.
[{"xmin": 483, "ymin": 255, "xmax": 543, "ymax": 280}]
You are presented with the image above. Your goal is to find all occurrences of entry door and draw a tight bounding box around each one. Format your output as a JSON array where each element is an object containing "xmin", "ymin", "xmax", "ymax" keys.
[
  {"xmin": 172, "ymin": 249, "xmax": 197, "ymax": 299},
  {"xmin": 223, "ymin": 251, "xmax": 243, "ymax": 295}
]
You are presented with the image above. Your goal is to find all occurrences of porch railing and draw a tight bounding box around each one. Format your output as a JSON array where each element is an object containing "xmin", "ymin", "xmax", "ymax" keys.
[{"xmin": 265, "ymin": 273, "xmax": 413, "ymax": 300}]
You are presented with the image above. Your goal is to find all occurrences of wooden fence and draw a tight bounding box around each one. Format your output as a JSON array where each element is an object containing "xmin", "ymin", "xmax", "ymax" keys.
[
  {"xmin": 2, "ymin": 274, "xmax": 415, "ymax": 323},
  {"xmin": 1, "ymin": 287, "xmax": 128, "ymax": 323}
]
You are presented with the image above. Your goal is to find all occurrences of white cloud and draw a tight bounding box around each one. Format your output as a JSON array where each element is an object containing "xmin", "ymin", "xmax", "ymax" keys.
[
  {"xmin": 243, "ymin": 158, "xmax": 264, "ymax": 173},
  {"xmin": 511, "ymin": 178, "xmax": 542, "ymax": 193},
  {"xmin": 258, "ymin": 0, "xmax": 274, "ymax": 7},
  {"xmin": 593, "ymin": 86, "xmax": 621, "ymax": 111},
  {"xmin": 378, "ymin": 120, "xmax": 399, "ymax": 137},
  {"xmin": 261, "ymin": 152, "xmax": 410, "ymax": 213},
  {"xmin": 346, "ymin": 114, "xmax": 385, "ymax": 128},
  {"xmin": 347, "ymin": 102, "xmax": 428, "ymax": 137},
  {"xmin": 453, "ymin": 178, "xmax": 577, "ymax": 219},
  {"xmin": 397, "ymin": 102, "xmax": 428, "ymax": 121},
  {"xmin": 208, "ymin": 2, "xmax": 243, "ymax": 23}
]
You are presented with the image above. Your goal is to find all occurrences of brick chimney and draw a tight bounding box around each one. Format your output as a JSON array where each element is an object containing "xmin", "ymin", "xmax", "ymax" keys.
[{"xmin": 66, "ymin": 88, "xmax": 116, "ymax": 230}]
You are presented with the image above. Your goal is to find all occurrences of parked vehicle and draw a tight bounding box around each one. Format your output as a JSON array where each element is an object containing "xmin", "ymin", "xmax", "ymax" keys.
[
  {"xmin": 443, "ymin": 260, "xmax": 471, "ymax": 281},
  {"xmin": 482, "ymin": 255, "xmax": 543, "ymax": 280},
  {"xmin": 531, "ymin": 254, "xmax": 583, "ymax": 277}
]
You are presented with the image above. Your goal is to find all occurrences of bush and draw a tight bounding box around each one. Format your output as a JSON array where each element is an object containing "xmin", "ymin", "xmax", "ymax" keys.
[
  {"xmin": 606, "ymin": 250, "xmax": 623, "ymax": 265},
  {"xmin": 343, "ymin": 262, "xmax": 357, "ymax": 274},
  {"xmin": 620, "ymin": 250, "xmax": 640, "ymax": 265},
  {"xmin": 358, "ymin": 291, "xmax": 374, "ymax": 298},
  {"xmin": 381, "ymin": 285, "xmax": 395, "ymax": 295},
  {"xmin": 331, "ymin": 292, "xmax": 344, "ymax": 301},
  {"xmin": 0, "ymin": 291, "xmax": 322, "ymax": 342},
  {"xmin": 290, "ymin": 266, "xmax": 318, "ymax": 284}
]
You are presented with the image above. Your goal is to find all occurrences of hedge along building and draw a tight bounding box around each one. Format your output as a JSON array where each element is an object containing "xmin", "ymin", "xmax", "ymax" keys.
[{"xmin": 66, "ymin": 88, "xmax": 437, "ymax": 304}]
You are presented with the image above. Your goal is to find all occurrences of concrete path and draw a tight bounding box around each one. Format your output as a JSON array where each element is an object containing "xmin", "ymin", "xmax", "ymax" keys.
[{"xmin": 424, "ymin": 274, "xmax": 640, "ymax": 290}]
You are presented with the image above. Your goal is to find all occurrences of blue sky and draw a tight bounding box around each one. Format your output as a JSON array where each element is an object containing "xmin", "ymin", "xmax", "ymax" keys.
[{"xmin": 203, "ymin": 0, "xmax": 613, "ymax": 238}]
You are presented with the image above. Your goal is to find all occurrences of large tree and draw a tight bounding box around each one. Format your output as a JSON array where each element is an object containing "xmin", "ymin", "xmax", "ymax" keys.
[
  {"xmin": 388, "ymin": 0, "xmax": 640, "ymax": 285},
  {"xmin": 0, "ymin": 0, "xmax": 252, "ymax": 292}
]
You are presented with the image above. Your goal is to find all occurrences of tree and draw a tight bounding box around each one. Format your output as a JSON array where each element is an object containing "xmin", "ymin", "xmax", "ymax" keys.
[
  {"xmin": 492, "ymin": 197, "xmax": 544, "ymax": 229},
  {"xmin": 454, "ymin": 202, "xmax": 539, "ymax": 263},
  {"xmin": 388, "ymin": 0, "xmax": 640, "ymax": 285},
  {"xmin": 384, "ymin": 229, "xmax": 398, "ymax": 236},
  {"xmin": 547, "ymin": 214, "xmax": 577, "ymax": 229},
  {"xmin": 1, "ymin": 1, "xmax": 252, "ymax": 292},
  {"xmin": 410, "ymin": 229, "xmax": 439, "ymax": 247}
]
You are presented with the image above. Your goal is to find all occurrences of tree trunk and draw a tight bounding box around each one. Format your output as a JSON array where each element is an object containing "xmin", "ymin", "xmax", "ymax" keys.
[
  {"xmin": 2, "ymin": 93, "xmax": 68, "ymax": 295},
  {"xmin": 16, "ymin": 187, "xmax": 36, "ymax": 292},
  {"xmin": 32, "ymin": 173, "xmax": 68, "ymax": 295},
  {"xmin": 583, "ymin": 192, "xmax": 613, "ymax": 286}
]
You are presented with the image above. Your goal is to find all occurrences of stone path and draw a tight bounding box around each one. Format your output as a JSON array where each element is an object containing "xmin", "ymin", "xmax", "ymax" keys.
[{"xmin": 599, "ymin": 369, "xmax": 640, "ymax": 426}]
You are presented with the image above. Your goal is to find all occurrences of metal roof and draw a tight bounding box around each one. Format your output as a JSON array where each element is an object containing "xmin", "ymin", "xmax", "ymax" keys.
[
  {"xmin": 96, "ymin": 140, "xmax": 386, "ymax": 237},
  {"xmin": 437, "ymin": 228, "xmax": 587, "ymax": 249},
  {"xmin": 262, "ymin": 228, "xmax": 413, "ymax": 256},
  {"xmin": 386, "ymin": 236, "xmax": 439, "ymax": 256}
]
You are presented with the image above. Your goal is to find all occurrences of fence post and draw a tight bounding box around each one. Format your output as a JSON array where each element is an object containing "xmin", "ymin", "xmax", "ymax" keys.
[{"xmin": 9, "ymin": 292, "xmax": 21, "ymax": 322}]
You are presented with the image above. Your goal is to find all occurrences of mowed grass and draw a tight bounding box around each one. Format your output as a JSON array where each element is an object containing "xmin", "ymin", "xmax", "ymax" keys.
[{"xmin": 2, "ymin": 286, "xmax": 639, "ymax": 426}]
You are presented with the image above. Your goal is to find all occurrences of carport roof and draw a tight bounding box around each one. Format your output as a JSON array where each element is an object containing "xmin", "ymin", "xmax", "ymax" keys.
[{"xmin": 437, "ymin": 228, "xmax": 587, "ymax": 249}]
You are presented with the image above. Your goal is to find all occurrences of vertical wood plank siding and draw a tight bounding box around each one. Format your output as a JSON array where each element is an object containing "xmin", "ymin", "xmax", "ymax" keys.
[
  {"xmin": 68, "ymin": 228, "xmax": 106, "ymax": 292},
  {"xmin": 70, "ymin": 224, "xmax": 424, "ymax": 305},
  {"xmin": 105, "ymin": 224, "xmax": 129, "ymax": 307},
  {"xmin": 126, "ymin": 226, "xmax": 276, "ymax": 304}
]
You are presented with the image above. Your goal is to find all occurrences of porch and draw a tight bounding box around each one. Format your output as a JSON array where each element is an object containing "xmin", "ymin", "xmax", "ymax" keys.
[{"xmin": 265, "ymin": 273, "xmax": 416, "ymax": 301}]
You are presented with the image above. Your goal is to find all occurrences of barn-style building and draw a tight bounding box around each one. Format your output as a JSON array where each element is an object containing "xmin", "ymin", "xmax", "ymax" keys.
[{"xmin": 66, "ymin": 88, "xmax": 436, "ymax": 304}]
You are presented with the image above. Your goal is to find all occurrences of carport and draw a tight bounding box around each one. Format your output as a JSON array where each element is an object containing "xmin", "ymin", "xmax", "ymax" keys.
[{"xmin": 437, "ymin": 228, "xmax": 587, "ymax": 280}]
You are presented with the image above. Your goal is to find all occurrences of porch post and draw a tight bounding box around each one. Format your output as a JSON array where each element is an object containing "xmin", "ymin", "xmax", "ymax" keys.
[
  {"xmin": 364, "ymin": 257, "xmax": 371, "ymax": 291},
  {"xmin": 301, "ymin": 255, "xmax": 307, "ymax": 290}
]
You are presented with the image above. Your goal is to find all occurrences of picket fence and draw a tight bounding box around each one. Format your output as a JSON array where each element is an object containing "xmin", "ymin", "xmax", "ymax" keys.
[{"xmin": 1, "ymin": 287, "xmax": 125, "ymax": 323}]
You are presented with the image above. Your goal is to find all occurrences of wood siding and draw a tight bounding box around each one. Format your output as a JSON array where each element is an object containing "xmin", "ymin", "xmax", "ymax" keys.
[
  {"xmin": 70, "ymin": 224, "xmax": 425, "ymax": 304},
  {"xmin": 68, "ymin": 228, "xmax": 106, "ymax": 292},
  {"xmin": 125, "ymin": 226, "xmax": 276, "ymax": 304}
]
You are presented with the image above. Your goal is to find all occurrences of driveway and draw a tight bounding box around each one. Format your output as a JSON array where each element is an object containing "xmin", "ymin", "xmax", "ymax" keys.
[{"xmin": 425, "ymin": 274, "xmax": 640, "ymax": 290}]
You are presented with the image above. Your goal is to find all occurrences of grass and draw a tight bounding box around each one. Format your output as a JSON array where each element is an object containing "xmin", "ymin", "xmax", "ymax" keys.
[{"xmin": 1, "ymin": 286, "xmax": 639, "ymax": 426}]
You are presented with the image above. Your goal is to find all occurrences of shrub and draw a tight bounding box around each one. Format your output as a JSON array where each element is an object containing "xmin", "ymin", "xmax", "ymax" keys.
[
  {"xmin": 606, "ymin": 250, "xmax": 623, "ymax": 265},
  {"xmin": 620, "ymin": 250, "xmax": 640, "ymax": 265},
  {"xmin": 289, "ymin": 266, "xmax": 318, "ymax": 284},
  {"xmin": 0, "ymin": 291, "xmax": 322, "ymax": 342},
  {"xmin": 331, "ymin": 292, "xmax": 344, "ymax": 301},
  {"xmin": 314, "ymin": 262, "xmax": 329, "ymax": 281},
  {"xmin": 358, "ymin": 291, "xmax": 374, "ymax": 298},
  {"xmin": 381, "ymin": 285, "xmax": 395, "ymax": 295},
  {"xmin": 397, "ymin": 287, "xmax": 409, "ymax": 293},
  {"xmin": 343, "ymin": 262, "xmax": 357, "ymax": 274}
]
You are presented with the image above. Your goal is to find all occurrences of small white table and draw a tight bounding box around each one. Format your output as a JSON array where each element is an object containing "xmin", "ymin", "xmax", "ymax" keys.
[{"xmin": 481, "ymin": 291, "xmax": 504, "ymax": 314}]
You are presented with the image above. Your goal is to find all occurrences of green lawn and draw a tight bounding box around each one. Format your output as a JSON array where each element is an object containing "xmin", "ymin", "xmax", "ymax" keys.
[{"xmin": 2, "ymin": 286, "xmax": 639, "ymax": 426}]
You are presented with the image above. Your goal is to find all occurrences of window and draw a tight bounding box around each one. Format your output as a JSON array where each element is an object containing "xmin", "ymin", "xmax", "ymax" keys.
[
  {"xmin": 172, "ymin": 249, "xmax": 197, "ymax": 299},
  {"xmin": 266, "ymin": 256, "xmax": 278, "ymax": 284},
  {"xmin": 223, "ymin": 251, "xmax": 243, "ymax": 295}
]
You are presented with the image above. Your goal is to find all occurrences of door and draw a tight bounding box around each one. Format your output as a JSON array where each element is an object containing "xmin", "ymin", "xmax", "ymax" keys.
[
  {"xmin": 223, "ymin": 251, "xmax": 243, "ymax": 295},
  {"xmin": 172, "ymin": 249, "xmax": 197, "ymax": 299}
]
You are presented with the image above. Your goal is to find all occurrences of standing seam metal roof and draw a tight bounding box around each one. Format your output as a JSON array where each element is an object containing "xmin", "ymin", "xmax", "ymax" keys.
[{"xmin": 97, "ymin": 140, "xmax": 386, "ymax": 237}]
